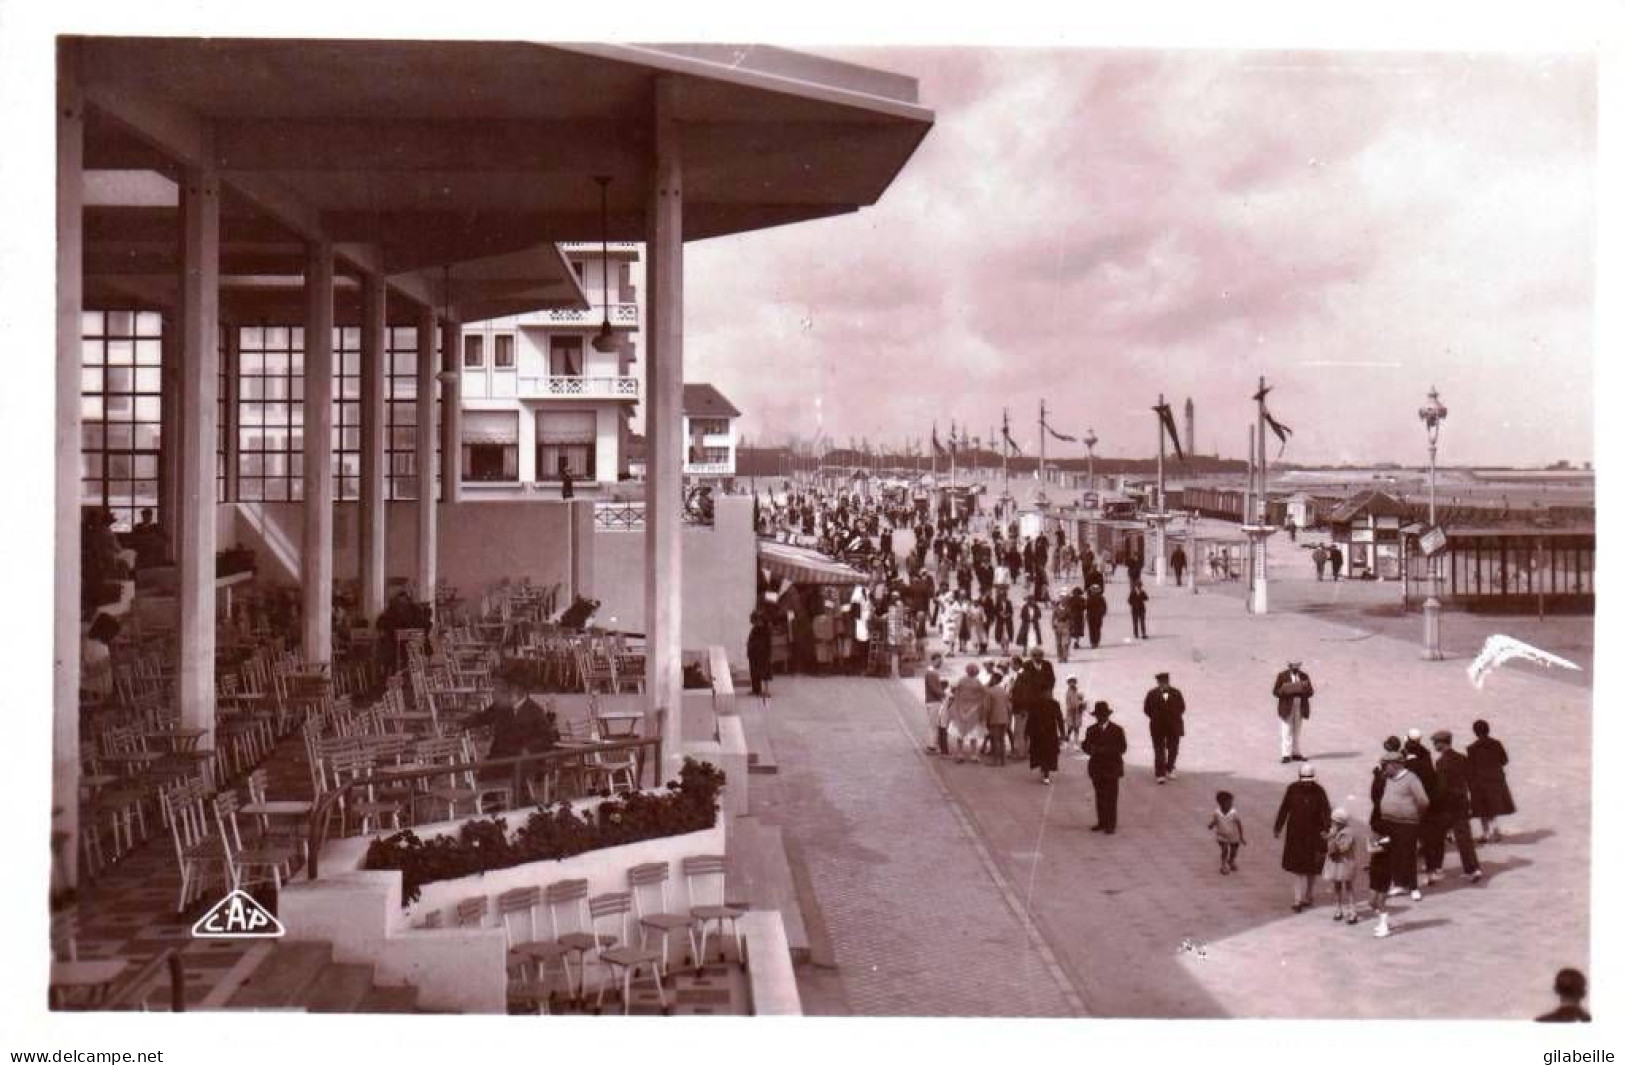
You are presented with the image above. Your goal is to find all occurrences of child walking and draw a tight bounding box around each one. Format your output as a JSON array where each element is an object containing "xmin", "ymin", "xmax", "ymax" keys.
[
  {"xmin": 1324, "ymin": 808, "xmax": 1358, "ymax": 922},
  {"xmin": 1207, "ymin": 790, "xmax": 1246, "ymax": 874},
  {"xmin": 1367, "ymin": 816, "xmax": 1392, "ymax": 938},
  {"xmin": 1063, "ymin": 677, "xmax": 1085, "ymax": 749}
]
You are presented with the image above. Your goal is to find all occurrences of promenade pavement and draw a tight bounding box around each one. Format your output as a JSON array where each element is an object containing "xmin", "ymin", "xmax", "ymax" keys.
[{"xmin": 760, "ymin": 550, "xmax": 1590, "ymax": 1018}]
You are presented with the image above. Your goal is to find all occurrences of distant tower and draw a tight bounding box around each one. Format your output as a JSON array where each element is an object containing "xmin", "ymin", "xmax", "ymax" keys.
[{"xmin": 1184, "ymin": 398, "xmax": 1196, "ymax": 458}]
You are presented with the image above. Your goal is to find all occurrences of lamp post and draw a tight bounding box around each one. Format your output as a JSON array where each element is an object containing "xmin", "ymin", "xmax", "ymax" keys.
[
  {"xmin": 1083, "ymin": 428, "xmax": 1098, "ymax": 498},
  {"xmin": 1418, "ymin": 386, "xmax": 1449, "ymax": 660}
]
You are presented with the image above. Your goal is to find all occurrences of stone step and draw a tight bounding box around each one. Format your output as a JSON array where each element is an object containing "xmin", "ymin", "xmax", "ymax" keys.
[
  {"xmin": 225, "ymin": 942, "xmax": 332, "ymax": 1009},
  {"xmin": 725, "ymin": 818, "xmax": 809, "ymax": 965},
  {"xmin": 355, "ymin": 984, "xmax": 422, "ymax": 1014},
  {"xmin": 738, "ymin": 697, "xmax": 779, "ymax": 775},
  {"xmin": 302, "ymin": 962, "xmax": 378, "ymax": 1013}
]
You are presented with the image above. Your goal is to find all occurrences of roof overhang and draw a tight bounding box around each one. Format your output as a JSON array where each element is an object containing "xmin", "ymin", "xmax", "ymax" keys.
[{"xmin": 70, "ymin": 37, "xmax": 933, "ymax": 321}]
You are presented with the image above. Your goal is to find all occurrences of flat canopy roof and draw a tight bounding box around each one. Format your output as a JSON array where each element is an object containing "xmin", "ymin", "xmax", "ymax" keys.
[{"xmin": 70, "ymin": 37, "xmax": 934, "ymax": 322}]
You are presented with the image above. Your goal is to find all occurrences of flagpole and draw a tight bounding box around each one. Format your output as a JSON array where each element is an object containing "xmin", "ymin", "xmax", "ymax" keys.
[
  {"xmin": 1155, "ymin": 392, "xmax": 1168, "ymax": 585},
  {"xmin": 1002, "ymin": 408, "xmax": 1010, "ymax": 505},
  {"xmin": 1254, "ymin": 375, "xmax": 1270, "ymax": 613},
  {"xmin": 1039, "ymin": 399, "xmax": 1047, "ymax": 489}
]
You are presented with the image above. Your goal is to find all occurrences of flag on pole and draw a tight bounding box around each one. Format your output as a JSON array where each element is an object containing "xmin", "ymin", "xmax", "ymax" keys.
[
  {"xmin": 932, "ymin": 423, "xmax": 947, "ymax": 458},
  {"xmin": 1040, "ymin": 406, "xmax": 1077, "ymax": 443},
  {"xmin": 1153, "ymin": 401, "xmax": 1186, "ymax": 461},
  {"xmin": 1002, "ymin": 409, "xmax": 1024, "ymax": 456},
  {"xmin": 1253, "ymin": 383, "xmax": 1294, "ymax": 458}
]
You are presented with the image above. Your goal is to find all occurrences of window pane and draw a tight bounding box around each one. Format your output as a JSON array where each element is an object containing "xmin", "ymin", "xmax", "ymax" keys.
[
  {"xmin": 266, "ymin": 327, "xmax": 288, "ymax": 349},
  {"xmin": 80, "ymin": 395, "xmax": 103, "ymax": 419},
  {"xmin": 82, "ymin": 454, "xmax": 102, "ymax": 478},
  {"xmin": 133, "ymin": 455, "xmax": 158, "ymax": 479},
  {"xmin": 81, "ymin": 367, "xmax": 103, "ymax": 392},
  {"xmin": 135, "ymin": 424, "xmax": 160, "ymax": 450},
  {"xmin": 81, "ymin": 424, "xmax": 104, "ymax": 450},
  {"xmin": 106, "ymin": 311, "xmax": 134, "ymax": 336},
  {"xmin": 106, "ymin": 367, "xmax": 134, "ymax": 394},
  {"xmin": 134, "ymin": 339, "xmax": 162, "ymax": 365},
  {"xmin": 82, "ymin": 339, "xmax": 103, "ymax": 365},
  {"xmin": 463, "ymin": 335, "xmax": 484, "ymax": 367},
  {"xmin": 135, "ymin": 312, "xmax": 162, "ymax": 337},
  {"xmin": 135, "ymin": 367, "xmax": 161, "ymax": 392},
  {"xmin": 106, "ymin": 340, "xmax": 134, "ymax": 365},
  {"xmin": 82, "ymin": 311, "xmax": 104, "ymax": 335}
]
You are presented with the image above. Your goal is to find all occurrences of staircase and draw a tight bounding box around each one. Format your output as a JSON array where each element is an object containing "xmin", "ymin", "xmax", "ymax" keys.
[{"xmin": 225, "ymin": 941, "xmax": 422, "ymax": 1013}]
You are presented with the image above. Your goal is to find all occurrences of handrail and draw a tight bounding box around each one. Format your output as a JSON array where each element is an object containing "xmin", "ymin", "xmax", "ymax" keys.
[
  {"xmin": 102, "ymin": 948, "xmax": 186, "ymax": 1011},
  {"xmin": 303, "ymin": 735, "xmax": 664, "ymax": 881}
]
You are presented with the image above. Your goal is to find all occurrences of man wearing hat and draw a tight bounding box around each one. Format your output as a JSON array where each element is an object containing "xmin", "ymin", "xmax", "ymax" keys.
[
  {"xmin": 1081, "ymin": 702, "xmax": 1128, "ymax": 833},
  {"xmin": 1271, "ymin": 659, "xmax": 1315, "ymax": 763},
  {"xmin": 1143, "ymin": 670, "xmax": 1186, "ymax": 783},
  {"xmin": 1378, "ymin": 750, "xmax": 1430, "ymax": 900},
  {"xmin": 1424, "ymin": 730, "xmax": 1483, "ymax": 884}
]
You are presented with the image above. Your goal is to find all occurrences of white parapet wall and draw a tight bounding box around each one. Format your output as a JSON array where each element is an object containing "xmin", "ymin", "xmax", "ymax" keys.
[
  {"xmin": 740, "ymin": 911, "xmax": 803, "ymax": 1015},
  {"xmin": 280, "ymin": 797, "xmax": 725, "ymax": 1013}
]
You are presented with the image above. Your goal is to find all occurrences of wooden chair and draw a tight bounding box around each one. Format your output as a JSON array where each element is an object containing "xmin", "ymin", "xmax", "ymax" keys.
[
  {"xmin": 213, "ymin": 789, "xmax": 299, "ymax": 894},
  {"xmin": 158, "ymin": 778, "xmax": 228, "ymax": 914},
  {"xmin": 497, "ymin": 886, "xmax": 567, "ymax": 1014},
  {"xmin": 588, "ymin": 892, "xmax": 668, "ymax": 1014},
  {"xmin": 627, "ymin": 862, "xmax": 697, "ymax": 975},
  {"xmin": 682, "ymin": 854, "xmax": 746, "ymax": 971}
]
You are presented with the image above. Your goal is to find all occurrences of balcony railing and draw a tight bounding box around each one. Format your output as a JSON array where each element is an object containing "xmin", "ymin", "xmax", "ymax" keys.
[
  {"xmin": 594, "ymin": 499, "xmax": 714, "ymax": 529},
  {"xmin": 684, "ymin": 462, "xmax": 734, "ymax": 476},
  {"xmin": 517, "ymin": 375, "xmax": 640, "ymax": 400},
  {"xmin": 518, "ymin": 303, "xmax": 639, "ymax": 327}
]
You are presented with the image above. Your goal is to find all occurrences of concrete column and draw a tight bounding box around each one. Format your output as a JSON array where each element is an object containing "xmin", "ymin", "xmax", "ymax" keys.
[
  {"xmin": 302, "ymin": 243, "xmax": 335, "ymax": 665},
  {"xmin": 439, "ymin": 318, "xmax": 462, "ymax": 506},
  {"xmin": 645, "ymin": 76, "xmax": 685, "ymax": 774},
  {"xmin": 176, "ymin": 165, "xmax": 221, "ymax": 742},
  {"xmin": 159, "ymin": 310, "xmax": 182, "ymax": 559},
  {"xmin": 54, "ymin": 49, "xmax": 84, "ymax": 888},
  {"xmin": 569, "ymin": 499, "xmax": 595, "ymax": 603},
  {"xmin": 414, "ymin": 305, "xmax": 438, "ymax": 600},
  {"xmin": 359, "ymin": 272, "xmax": 387, "ymax": 620},
  {"xmin": 223, "ymin": 323, "xmax": 241, "ymax": 503}
]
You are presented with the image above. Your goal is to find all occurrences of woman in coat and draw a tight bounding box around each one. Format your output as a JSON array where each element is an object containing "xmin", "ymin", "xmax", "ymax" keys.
[
  {"xmin": 1466, "ymin": 718, "xmax": 1516, "ymax": 842},
  {"xmin": 1273, "ymin": 763, "xmax": 1332, "ymax": 912},
  {"xmin": 1026, "ymin": 688, "xmax": 1064, "ymax": 785},
  {"xmin": 746, "ymin": 610, "xmax": 774, "ymax": 698}
]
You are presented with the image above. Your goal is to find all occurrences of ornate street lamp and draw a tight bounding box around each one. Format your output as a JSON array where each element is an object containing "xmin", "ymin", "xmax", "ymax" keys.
[{"xmin": 1418, "ymin": 386, "xmax": 1448, "ymax": 659}]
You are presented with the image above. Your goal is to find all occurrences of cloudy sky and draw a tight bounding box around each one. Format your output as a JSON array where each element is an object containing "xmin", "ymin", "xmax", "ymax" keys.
[{"xmin": 679, "ymin": 48, "xmax": 1595, "ymax": 467}]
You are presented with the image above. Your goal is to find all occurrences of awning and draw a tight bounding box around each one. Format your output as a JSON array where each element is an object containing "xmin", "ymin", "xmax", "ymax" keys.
[
  {"xmin": 758, "ymin": 541, "xmax": 869, "ymax": 588},
  {"xmin": 462, "ymin": 410, "xmax": 519, "ymax": 446}
]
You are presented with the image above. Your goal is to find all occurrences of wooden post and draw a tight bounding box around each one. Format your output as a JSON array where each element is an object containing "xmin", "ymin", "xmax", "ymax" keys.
[
  {"xmin": 55, "ymin": 44, "xmax": 84, "ymax": 888},
  {"xmin": 176, "ymin": 164, "xmax": 220, "ymax": 743},
  {"xmin": 359, "ymin": 271, "xmax": 387, "ymax": 621},
  {"xmin": 302, "ymin": 242, "xmax": 335, "ymax": 665},
  {"xmin": 645, "ymin": 76, "xmax": 686, "ymax": 778},
  {"xmin": 415, "ymin": 305, "xmax": 438, "ymax": 600}
]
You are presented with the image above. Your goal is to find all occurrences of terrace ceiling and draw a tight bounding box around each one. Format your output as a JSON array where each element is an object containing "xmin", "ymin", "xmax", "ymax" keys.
[{"xmin": 69, "ymin": 37, "xmax": 935, "ymax": 323}]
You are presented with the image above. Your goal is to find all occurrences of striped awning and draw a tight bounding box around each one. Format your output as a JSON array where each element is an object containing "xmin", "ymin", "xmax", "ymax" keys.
[{"xmin": 758, "ymin": 540, "xmax": 869, "ymax": 588}]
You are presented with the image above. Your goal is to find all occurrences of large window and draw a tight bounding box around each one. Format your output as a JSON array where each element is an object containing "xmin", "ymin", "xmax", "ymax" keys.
[
  {"xmin": 333, "ymin": 327, "xmax": 361, "ymax": 500},
  {"xmin": 81, "ymin": 310, "xmax": 163, "ymax": 530},
  {"xmin": 463, "ymin": 334, "xmax": 485, "ymax": 369},
  {"xmin": 387, "ymin": 327, "xmax": 420, "ymax": 499},
  {"xmin": 237, "ymin": 326, "xmax": 306, "ymax": 501},
  {"xmin": 536, "ymin": 410, "xmax": 596, "ymax": 480},
  {"xmin": 549, "ymin": 336, "xmax": 583, "ymax": 377},
  {"xmin": 462, "ymin": 410, "xmax": 519, "ymax": 481},
  {"xmin": 493, "ymin": 333, "xmax": 515, "ymax": 369}
]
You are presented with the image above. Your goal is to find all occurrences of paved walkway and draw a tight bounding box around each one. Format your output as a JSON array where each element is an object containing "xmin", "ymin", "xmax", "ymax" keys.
[
  {"xmin": 759, "ymin": 562, "xmax": 1589, "ymax": 1018},
  {"xmin": 750, "ymin": 676, "xmax": 1081, "ymax": 1016}
]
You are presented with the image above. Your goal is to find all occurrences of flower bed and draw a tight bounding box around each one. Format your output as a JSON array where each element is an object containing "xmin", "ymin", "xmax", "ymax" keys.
[{"xmin": 363, "ymin": 759, "xmax": 725, "ymax": 904}]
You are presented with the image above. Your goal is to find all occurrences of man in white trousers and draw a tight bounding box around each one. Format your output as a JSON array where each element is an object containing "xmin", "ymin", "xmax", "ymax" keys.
[{"xmin": 1272, "ymin": 659, "xmax": 1315, "ymax": 763}]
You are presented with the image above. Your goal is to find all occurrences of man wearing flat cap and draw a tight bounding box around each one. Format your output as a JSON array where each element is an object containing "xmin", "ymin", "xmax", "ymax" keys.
[
  {"xmin": 1272, "ymin": 659, "xmax": 1315, "ymax": 764},
  {"xmin": 1424, "ymin": 729, "xmax": 1484, "ymax": 884},
  {"xmin": 1082, "ymin": 702, "xmax": 1128, "ymax": 833},
  {"xmin": 1143, "ymin": 670, "xmax": 1186, "ymax": 783}
]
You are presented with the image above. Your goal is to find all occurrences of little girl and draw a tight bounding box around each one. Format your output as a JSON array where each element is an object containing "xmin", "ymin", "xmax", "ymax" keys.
[
  {"xmin": 1367, "ymin": 817, "xmax": 1392, "ymax": 938},
  {"xmin": 1063, "ymin": 677, "xmax": 1085, "ymax": 748},
  {"xmin": 1207, "ymin": 791, "xmax": 1245, "ymax": 874},
  {"xmin": 1323, "ymin": 808, "xmax": 1357, "ymax": 922}
]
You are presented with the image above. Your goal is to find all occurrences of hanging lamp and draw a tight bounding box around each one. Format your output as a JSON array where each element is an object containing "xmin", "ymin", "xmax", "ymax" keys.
[
  {"xmin": 591, "ymin": 175, "xmax": 618, "ymax": 353},
  {"xmin": 434, "ymin": 265, "xmax": 458, "ymax": 383}
]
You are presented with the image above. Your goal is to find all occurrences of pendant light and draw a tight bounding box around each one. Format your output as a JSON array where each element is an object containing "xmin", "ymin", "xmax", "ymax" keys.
[
  {"xmin": 591, "ymin": 175, "xmax": 618, "ymax": 353},
  {"xmin": 434, "ymin": 265, "xmax": 458, "ymax": 383}
]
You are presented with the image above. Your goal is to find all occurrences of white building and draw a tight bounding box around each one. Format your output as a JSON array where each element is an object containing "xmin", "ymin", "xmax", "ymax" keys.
[
  {"xmin": 459, "ymin": 242, "xmax": 640, "ymax": 497},
  {"xmin": 682, "ymin": 383, "xmax": 742, "ymax": 481},
  {"xmin": 625, "ymin": 384, "xmax": 743, "ymax": 482}
]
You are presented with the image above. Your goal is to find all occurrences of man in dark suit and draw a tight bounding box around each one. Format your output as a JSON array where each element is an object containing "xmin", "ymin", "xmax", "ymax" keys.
[
  {"xmin": 1143, "ymin": 671, "xmax": 1186, "ymax": 783},
  {"xmin": 1084, "ymin": 586, "xmax": 1108, "ymax": 648},
  {"xmin": 1424, "ymin": 729, "xmax": 1483, "ymax": 884},
  {"xmin": 1272, "ymin": 659, "xmax": 1314, "ymax": 763},
  {"xmin": 1082, "ymin": 702, "xmax": 1128, "ymax": 833}
]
